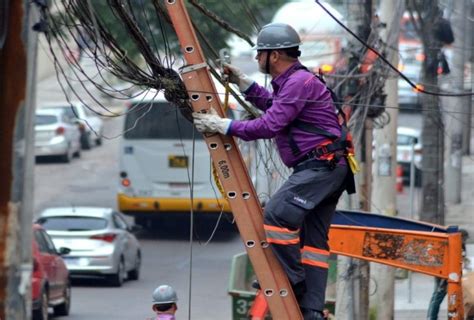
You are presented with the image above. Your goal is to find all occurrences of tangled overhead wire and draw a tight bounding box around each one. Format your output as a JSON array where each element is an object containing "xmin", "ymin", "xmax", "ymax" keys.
[
  {"xmin": 35, "ymin": 0, "xmax": 196, "ymax": 121},
  {"xmin": 34, "ymin": 0, "xmax": 274, "ymax": 122},
  {"xmin": 33, "ymin": 0, "xmax": 294, "ymax": 205},
  {"xmin": 33, "ymin": 0, "xmax": 403, "ymax": 187}
]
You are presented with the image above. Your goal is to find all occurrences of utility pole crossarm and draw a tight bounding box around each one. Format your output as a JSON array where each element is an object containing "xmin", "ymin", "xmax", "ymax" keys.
[{"xmin": 164, "ymin": 1, "xmax": 302, "ymax": 319}]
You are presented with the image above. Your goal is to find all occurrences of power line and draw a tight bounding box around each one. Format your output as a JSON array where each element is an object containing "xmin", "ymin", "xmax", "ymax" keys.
[{"xmin": 315, "ymin": 0, "xmax": 474, "ymax": 97}]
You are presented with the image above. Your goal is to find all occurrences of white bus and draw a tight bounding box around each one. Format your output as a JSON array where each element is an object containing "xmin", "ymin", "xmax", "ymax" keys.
[{"xmin": 117, "ymin": 89, "xmax": 233, "ymax": 228}]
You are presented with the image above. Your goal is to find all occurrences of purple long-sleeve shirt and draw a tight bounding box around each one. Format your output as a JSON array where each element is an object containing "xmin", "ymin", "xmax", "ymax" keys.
[{"xmin": 228, "ymin": 61, "xmax": 342, "ymax": 168}]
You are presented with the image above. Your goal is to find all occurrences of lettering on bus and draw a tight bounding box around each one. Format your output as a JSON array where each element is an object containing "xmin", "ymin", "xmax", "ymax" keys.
[{"xmin": 218, "ymin": 160, "xmax": 230, "ymax": 179}]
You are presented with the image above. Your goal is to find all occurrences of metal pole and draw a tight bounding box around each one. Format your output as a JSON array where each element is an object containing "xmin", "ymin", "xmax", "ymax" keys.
[
  {"xmin": 409, "ymin": 142, "xmax": 416, "ymax": 220},
  {"xmin": 445, "ymin": 0, "xmax": 466, "ymax": 204},
  {"xmin": 407, "ymin": 141, "xmax": 416, "ymax": 304}
]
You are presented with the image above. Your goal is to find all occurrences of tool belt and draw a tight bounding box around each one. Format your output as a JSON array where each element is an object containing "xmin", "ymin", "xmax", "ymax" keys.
[
  {"xmin": 293, "ymin": 158, "xmax": 336, "ymax": 174},
  {"xmin": 293, "ymin": 156, "xmax": 355, "ymax": 194}
]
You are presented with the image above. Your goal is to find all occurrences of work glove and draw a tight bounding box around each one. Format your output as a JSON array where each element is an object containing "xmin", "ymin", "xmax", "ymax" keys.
[
  {"xmin": 192, "ymin": 108, "xmax": 232, "ymax": 135},
  {"xmin": 223, "ymin": 63, "xmax": 254, "ymax": 92}
]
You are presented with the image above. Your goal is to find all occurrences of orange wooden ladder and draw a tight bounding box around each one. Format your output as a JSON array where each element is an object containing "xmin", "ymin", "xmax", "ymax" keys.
[{"xmin": 164, "ymin": 1, "xmax": 302, "ymax": 319}]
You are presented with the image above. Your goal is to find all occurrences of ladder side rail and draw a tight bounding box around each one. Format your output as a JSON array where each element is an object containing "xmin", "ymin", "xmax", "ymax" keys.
[
  {"xmin": 182, "ymin": 68, "xmax": 296, "ymax": 314},
  {"xmin": 164, "ymin": 1, "xmax": 302, "ymax": 318}
]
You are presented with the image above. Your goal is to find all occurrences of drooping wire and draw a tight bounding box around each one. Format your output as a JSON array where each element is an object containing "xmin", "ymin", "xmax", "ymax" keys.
[
  {"xmin": 187, "ymin": 127, "xmax": 196, "ymax": 320},
  {"xmin": 188, "ymin": 0, "xmax": 253, "ymax": 46}
]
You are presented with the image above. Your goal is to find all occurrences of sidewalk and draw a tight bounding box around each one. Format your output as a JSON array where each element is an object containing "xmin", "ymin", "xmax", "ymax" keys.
[
  {"xmin": 394, "ymin": 243, "xmax": 474, "ymax": 320},
  {"xmin": 395, "ymin": 273, "xmax": 446, "ymax": 320},
  {"xmin": 445, "ymin": 155, "xmax": 474, "ymax": 240},
  {"xmin": 394, "ymin": 154, "xmax": 474, "ymax": 319}
]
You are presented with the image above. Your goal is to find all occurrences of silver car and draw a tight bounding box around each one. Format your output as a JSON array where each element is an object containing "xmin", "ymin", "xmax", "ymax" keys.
[
  {"xmin": 35, "ymin": 109, "xmax": 82, "ymax": 162},
  {"xmin": 36, "ymin": 207, "xmax": 142, "ymax": 287},
  {"xmin": 41, "ymin": 102, "xmax": 104, "ymax": 150}
]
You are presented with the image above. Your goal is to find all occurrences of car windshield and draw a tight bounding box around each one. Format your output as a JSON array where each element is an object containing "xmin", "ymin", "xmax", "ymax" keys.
[
  {"xmin": 397, "ymin": 134, "xmax": 419, "ymax": 146},
  {"xmin": 36, "ymin": 115, "xmax": 58, "ymax": 125},
  {"xmin": 37, "ymin": 216, "xmax": 108, "ymax": 231},
  {"xmin": 124, "ymin": 101, "xmax": 202, "ymax": 140}
]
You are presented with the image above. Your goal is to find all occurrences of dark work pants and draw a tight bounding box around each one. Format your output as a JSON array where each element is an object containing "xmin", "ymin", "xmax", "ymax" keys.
[{"xmin": 263, "ymin": 164, "xmax": 347, "ymax": 312}]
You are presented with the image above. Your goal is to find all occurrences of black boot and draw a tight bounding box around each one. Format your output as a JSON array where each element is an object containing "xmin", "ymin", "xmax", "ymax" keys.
[{"xmin": 301, "ymin": 308, "xmax": 324, "ymax": 320}]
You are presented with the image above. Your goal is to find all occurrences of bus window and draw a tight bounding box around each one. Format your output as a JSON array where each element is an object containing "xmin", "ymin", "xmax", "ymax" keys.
[{"xmin": 124, "ymin": 101, "xmax": 202, "ymax": 140}]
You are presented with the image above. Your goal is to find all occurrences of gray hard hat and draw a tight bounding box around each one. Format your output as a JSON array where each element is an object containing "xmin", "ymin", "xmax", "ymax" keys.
[
  {"xmin": 254, "ymin": 23, "xmax": 301, "ymax": 50},
  {"xmin": 152, "ymin": 285, "xmax": 178, "ymax": 305}
]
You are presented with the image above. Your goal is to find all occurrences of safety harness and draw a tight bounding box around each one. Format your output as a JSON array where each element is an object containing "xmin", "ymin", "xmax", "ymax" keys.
[{"xmin": 288, "ymin": 65, "xmax": 357, "ymax": 194}]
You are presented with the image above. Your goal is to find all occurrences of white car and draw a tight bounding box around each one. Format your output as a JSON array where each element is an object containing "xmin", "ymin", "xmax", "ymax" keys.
[
  {"xmin": 36, "ymin": 207, "xmax": 142, "ymax": 287},
  {"xmin": 41, "ymin": 102, "xmax": 104, "ymax": 149},
  {"xmin": 35, "ymin": 108, "xmax": 81, "ymax": 163},
  {"xmin": 398, "ymin": 43, "xmax": 423, "ymax": 111},
  {"xmin": 397, "ymin": 127, "xmax": 422, "ymax": 186}
]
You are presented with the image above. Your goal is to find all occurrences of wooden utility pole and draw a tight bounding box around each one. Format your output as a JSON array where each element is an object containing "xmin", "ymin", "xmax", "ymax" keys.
[
  {"xmin": 416, "ymin": 0, "xmax": 445, "ymax": 225},
  {"xmin": 0, "ymin": 1, "xmax": 37, "ymax": 319},
  {"xmin": 444, "ymin": 0, "xmax": 467, "ymax": 204},
  {"xmin": 369, "ymin": 1, "xmax": 404, "ymax": 319}
]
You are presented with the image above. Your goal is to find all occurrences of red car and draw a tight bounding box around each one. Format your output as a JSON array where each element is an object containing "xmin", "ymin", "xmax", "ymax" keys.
[{"xmin": 32, "ymin": 224, "xmax": 71, "ymax": 320}]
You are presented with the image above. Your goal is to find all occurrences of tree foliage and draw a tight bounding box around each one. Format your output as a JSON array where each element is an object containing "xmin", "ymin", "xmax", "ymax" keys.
[{"xmin": 89, "ymin": 0, "xmax": 286, "ymax": 60}]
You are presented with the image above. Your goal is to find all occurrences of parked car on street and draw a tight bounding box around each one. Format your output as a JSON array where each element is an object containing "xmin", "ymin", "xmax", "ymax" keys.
[
  {"xmin": 35, "ymin": 108, "xmax": 81, "ymax": 163},
  {"xmin": 32, "ymin": 224, "xmax": 71, "ymax": 320},
  {"xmin": 36, "ymin": 207, "xmax": 142, "ymax": 287},
  {"xmin": 397, "ymin": 126, "xmax": 422, "ymax": 186},
  {"xmin": 40, "ymin": 102, "xmax": 104, "ymax": 149},
  {"xmin": 398, "ymin": 43, "xmax": 423, "ymax": 111}
]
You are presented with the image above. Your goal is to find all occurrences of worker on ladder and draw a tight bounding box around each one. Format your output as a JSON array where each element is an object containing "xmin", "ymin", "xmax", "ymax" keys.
[{"xmin": 193, "ymin": 23, "xmax": 355, "ymax": 320}]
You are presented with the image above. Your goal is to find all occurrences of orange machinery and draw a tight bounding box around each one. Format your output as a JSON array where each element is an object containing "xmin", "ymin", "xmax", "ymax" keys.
[{"xmin": 249, "ymin": 210, "xmax": 464, "ymax": 319}]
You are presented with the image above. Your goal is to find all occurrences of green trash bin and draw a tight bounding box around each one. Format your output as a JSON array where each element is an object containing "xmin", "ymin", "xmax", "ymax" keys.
[
  {"xmin": 228, "ymin": 252, "xmax": 261, "ymax": 320},
  {"xmin": 228, "ymin": 252, "xmax": 337, "ymax": 319}
]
